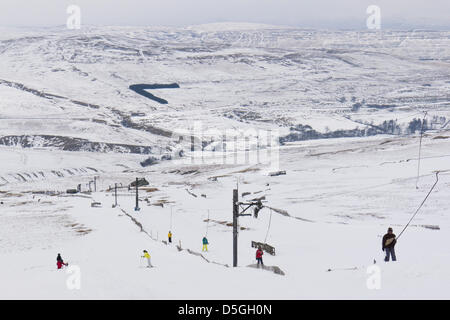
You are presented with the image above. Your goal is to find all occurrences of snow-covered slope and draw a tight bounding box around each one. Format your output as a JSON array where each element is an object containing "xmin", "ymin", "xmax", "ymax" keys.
[
  {"xmin": 1, "ymin": 131, "xmax": 450, "ymax": 299},
  {"xmin": 0, "ymin": 24, "xmax": 450, "ymax": 299},
  {"xmin": 0, "ymin": 25, "xmax": 449, "ymax": 153}
]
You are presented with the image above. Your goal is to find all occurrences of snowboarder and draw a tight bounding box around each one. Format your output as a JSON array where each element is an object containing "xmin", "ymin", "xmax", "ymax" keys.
[
  {"xmin": 256, "ymin": 247, "xmax": 264, "ymax": 267},
  {"xmin": 56, "ymin": 253, "xmax": 68, "ymax": 269},
  {"xmin": 382, "ymin": 227, "xmax": 397, "ymax": 262},
  {"xmin": 202, "ymin": 236, "xmax": 209, "ymax": 251},
  {"xmin": 168, "ymin": 231, "xmax": 172, "ymax": 244},
  {"xmin": 142, "ymin": 250, "xmax": 153, "ymax": 268}
]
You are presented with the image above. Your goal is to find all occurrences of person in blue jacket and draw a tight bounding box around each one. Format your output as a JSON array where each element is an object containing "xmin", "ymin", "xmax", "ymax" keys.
[{"xmin": 202, "ymin": 236, "xmax": 209, "ymax": 251}]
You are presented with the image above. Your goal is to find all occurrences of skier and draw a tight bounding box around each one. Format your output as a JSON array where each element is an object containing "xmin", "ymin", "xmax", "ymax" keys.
[
  {"xmin": 202, "ymin": 236, "xmax": 209, "ymax": 252},
  {"xmin": 256, "ymin": 247, "xmax": 264, "ymax": 267},
  {"xmin": 382, "ymin": 227, "xmax": 397, "ymax": 262},
  {"xmin": 56, "ymin": 253, "xmax": 68, "ymax": 269},
  {"xmin": 168, "ymin": 231, "xmax": 172, "ymax": 244},
  {"xmin": 142, "ymin": 250, "xmax": 153, "ymax": 268}
]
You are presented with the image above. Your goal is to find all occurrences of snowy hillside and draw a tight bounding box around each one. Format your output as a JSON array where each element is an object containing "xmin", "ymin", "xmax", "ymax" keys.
[
  {"xmin": 1, "ymin": 25, "xmax": 449, "ymax": 153},
  {"xmin": 0, "ymin": 24, "xmax": 450, "ymax": 299}
]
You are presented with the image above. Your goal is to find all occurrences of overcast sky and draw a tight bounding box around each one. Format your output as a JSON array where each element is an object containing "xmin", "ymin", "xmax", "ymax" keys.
[{"xmin": 0, "ymin": 0, "xmax": 448, "ymax": 29}]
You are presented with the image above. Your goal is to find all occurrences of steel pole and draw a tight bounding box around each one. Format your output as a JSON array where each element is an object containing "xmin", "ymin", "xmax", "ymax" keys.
[
  {"xmin": 135, "ymin": 178, "xmax": 139, "ymax": 211},
  {"xmin": 233, "ymin": 188, "xmax": 239, "ymax": 267}
]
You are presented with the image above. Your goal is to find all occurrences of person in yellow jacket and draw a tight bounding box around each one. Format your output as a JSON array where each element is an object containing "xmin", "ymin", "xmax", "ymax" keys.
[
  {"xmin": 168, "ymin": 231, "xmax": 172, "ymax": 244},
  {"xmin": 141, "ymin": 250, "xmax": 153, "ymax": 268}
]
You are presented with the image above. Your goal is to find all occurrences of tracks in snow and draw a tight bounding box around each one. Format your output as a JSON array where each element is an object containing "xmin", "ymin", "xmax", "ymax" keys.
[
  {"xmin": 119, "ymin": 208, "xmax": 230, "ymax": 268},
  {"xmin": 0, "ymin": 167, "xmax": 101, "ymax": 187}
]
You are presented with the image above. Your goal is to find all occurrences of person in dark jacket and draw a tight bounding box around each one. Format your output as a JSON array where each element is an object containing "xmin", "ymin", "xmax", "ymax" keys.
[
  {"xmin": 202, "ymin": 236, "xmax": 209, "ymax": 251},
  {"xmin": 382, "ymin": 227, "xmax": 397, "ymax": 262},
  {"xmin": 56, "ymin": 253, "xmax": 68, "ymax": 269},
  {"xmin": 256, "ymin": 247, "xmax": 264, "ymax": 267}
]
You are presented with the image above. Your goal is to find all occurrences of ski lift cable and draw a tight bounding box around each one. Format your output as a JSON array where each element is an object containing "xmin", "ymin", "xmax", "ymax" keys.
[
  {"xmin": 397, "ymin": 171, "xmax": 440, "ymax": 241},
  {"xmin": 170, "ymin": 206, "xmax": 173, "ymax": 230},
  {"xmin": 264, "ymin": 208, "xmax": 273, "ymax": 244},
  {"xmin": 415, "ymin": 111, "xmax": 428, "ymax": 189},
  {"xmin": 328, "ymin": 171, "xmax": 443, "ymax": 272},
  {"xmin": 206, "ymin": 209, "xmax": 210, "ymax": 237}
]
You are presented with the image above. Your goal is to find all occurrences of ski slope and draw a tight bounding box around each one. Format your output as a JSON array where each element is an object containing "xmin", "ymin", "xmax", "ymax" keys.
[
  {"xmin": 0, "ymin": 24, "xmax": 450, "ymax": 299},
  {"xmin": 1, "ymin": 130, "xmax": 450, "ymax": 299}
]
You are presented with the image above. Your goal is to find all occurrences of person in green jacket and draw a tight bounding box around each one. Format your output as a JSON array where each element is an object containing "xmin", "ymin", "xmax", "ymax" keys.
[{"xmin": 202, "ymin": 236, "xmax": 209, "ymax": 252}]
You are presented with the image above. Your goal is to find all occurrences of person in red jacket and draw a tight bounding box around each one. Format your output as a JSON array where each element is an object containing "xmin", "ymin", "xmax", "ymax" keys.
[
  {"xmin": 56, "ymin": 253, "xmax": 68, "ymax": 269},
  {"xmin": 256, "ymin": 247, "xmax": 264, "ymax": 267}
]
